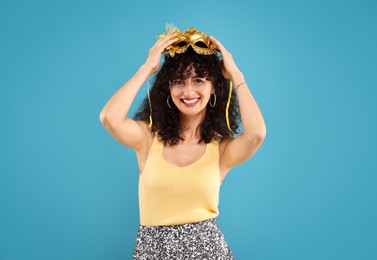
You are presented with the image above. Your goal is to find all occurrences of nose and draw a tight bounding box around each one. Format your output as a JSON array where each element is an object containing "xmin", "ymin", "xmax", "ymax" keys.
[{"xmin": 183, "ymin": 82, "xmax": 195, "ymax": 95}]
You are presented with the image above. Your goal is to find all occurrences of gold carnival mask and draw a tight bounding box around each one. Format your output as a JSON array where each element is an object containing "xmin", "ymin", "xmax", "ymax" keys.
[{"xmin": 158, "ymin": 24, "xmax": 217, "ymax": 57}]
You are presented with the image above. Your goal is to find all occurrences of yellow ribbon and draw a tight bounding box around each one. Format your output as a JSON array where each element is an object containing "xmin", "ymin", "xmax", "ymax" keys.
[
  {"xmin": 147, "ymin": 78, "xmax": 153, "ymax": 128},
  {"xmin": 225, "ymin": 81, "xmax": 234, "ymax": 134}
]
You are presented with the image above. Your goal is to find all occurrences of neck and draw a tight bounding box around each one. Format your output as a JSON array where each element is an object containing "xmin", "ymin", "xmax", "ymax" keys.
[{"xmin": 179, "ymin": 113, "xmax": 205, "ymax": 141}]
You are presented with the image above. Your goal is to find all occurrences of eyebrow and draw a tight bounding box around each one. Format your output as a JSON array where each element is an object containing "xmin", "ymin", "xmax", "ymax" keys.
[
  {"xmin": 171, "ymin": 75, "xmax": 206, "ymax": 81},
  {"xmin": 191, "ymin": 75, "xmax": 206, "ymax": 79}
]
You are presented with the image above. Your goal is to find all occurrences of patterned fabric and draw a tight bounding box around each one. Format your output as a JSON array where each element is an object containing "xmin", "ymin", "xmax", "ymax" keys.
[{"xmin": 133, "ymin": 217, "xmax": 234, "ymax": 259}]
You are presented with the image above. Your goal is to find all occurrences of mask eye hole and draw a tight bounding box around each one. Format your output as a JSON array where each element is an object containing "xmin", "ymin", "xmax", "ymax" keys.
[
  {"xmin": 194, "ymin": 41, "xmax": 208, "ymax": 48},
  {"xmin": 175, "ymin": 41, "xmax": 188, "ymax": 47}
]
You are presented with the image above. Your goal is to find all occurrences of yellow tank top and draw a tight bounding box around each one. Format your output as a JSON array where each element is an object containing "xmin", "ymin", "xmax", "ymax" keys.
[{"xmin": 138, "ymin": 133, "xmax": 222, "ymax": 226}]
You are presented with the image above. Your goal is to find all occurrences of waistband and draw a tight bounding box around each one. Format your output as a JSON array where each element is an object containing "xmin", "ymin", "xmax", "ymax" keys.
[{"xmin": 138, "ymin": 217, "xmax": 217, "ymax": 229}]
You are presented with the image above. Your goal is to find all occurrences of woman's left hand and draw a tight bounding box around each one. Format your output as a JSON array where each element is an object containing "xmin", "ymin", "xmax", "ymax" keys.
[{"xmin": 209, "ymin": 36, "xmax": 243, "ymax": 81}]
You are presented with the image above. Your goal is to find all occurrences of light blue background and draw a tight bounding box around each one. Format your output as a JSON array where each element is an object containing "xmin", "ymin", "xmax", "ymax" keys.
[{"xmin": 1, "ymin": 0, "xmax": 376, "ymax": 259}]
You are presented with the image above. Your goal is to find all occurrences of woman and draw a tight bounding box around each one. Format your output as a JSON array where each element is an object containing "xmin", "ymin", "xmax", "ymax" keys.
[{"xmin": 99, "ymin": 26, "xmax": 266, "ymax": 259}]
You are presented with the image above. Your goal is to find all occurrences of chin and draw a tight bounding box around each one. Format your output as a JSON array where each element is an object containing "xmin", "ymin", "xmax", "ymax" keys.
[{"xmin": 179, "ymin": 107, "xmax": 207, "ymax": 117}]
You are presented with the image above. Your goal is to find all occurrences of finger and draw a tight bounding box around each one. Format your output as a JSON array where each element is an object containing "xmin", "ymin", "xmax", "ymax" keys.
[
  {"xmin": 164, "ymin": 36, "xmax": 179, "ymax": 46},
  {"xmin": 209, "ymin": 36, "xmax": 228, "ymax": 53},
  {"xmin": 210, "ymin": 36, "xmax": 229, "ymax": 55},
  {"xmin": 156, "ymin": 32, "xmax": 178, "ymax": 46},
  {"xmin": 159, "ymin": 37, "xmax": 179, "ymax": 53},
  {"xmin": 151, "ymin": 33, "xmax": 177, "ymax": 52},
  {"xmin": 156, "ymin": 36, "xmax": 178, "ymax": 54}
]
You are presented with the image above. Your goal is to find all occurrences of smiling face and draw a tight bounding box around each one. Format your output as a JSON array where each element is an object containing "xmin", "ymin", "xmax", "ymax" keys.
[{"xmin": 169, "ymin": 67, "xmax": 214, "ymax": 118}]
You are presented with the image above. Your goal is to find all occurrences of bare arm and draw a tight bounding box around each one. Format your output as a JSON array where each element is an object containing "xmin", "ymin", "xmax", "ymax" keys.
[
  {"xmin": 99, "ymin": 32, "xmax": 178, "ymax": 151},
  {"xmin": 210, "ymin": 36, "xmax": 267, "ymax": 169},
  {"xmin": 100, "ymin": 64, "xmax": 151, "ymax": 126}
]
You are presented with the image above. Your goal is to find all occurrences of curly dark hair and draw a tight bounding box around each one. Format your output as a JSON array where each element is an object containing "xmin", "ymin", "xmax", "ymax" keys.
[{"xmin": 134, "ymin": 46, "xmax": 241, "ymax": 146}]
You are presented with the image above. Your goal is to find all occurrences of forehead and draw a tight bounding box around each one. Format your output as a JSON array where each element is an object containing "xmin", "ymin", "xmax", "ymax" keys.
[
  {"xmin": 172, "ymin": 64, "xmax": 208, "ymax": 80},
  {"xmin": 182, "ymin": 66, "xmax": 197, "ymax": 77}
]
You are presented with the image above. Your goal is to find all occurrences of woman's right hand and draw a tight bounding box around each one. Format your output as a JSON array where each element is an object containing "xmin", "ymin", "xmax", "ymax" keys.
[{"xmin": 143, "ymin": 32, "xmax": 178, "ymax": 74}]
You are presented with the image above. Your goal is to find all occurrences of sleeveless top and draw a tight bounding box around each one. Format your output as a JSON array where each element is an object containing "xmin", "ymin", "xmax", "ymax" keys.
[{"xmin": 138, "ymin": 133, "xmax": 222, "ymax": 226}]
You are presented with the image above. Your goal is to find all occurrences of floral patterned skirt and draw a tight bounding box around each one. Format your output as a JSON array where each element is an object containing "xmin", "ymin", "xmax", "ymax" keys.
[{"xmin": 133, "ymin": 217, "xmax": 235, "ymax": 259}]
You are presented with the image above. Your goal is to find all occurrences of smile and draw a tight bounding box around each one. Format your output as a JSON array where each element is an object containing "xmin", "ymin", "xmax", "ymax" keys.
[{"xmin": 181, "ymin": 98, "xmax": 200, "ymax": 106}]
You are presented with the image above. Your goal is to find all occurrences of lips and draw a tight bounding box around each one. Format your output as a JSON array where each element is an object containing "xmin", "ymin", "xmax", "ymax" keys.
[{"xmin": 181, "ymin": 97, "xmax": 200, "ymax": 104}]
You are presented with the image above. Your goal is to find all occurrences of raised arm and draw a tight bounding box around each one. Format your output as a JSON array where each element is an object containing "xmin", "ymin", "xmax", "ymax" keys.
[
  {"xmin": 209, "ymin": 36, "xmax": 267, "ymax": 170},
  {"xmin": 99, "ymin": 32, "xmax": 178, "ymax": 151}
]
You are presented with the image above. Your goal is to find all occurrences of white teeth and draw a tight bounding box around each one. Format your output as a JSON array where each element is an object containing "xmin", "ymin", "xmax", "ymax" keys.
[{"xmin": 182, "ymin": 98, "xmax": 200, "ymax": 104}]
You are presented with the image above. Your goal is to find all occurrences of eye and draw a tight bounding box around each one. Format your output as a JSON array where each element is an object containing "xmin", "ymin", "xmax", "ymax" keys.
[
  {"xmin": 194, "ymin": 41, "xmax": 208, "ymax": 48},
  {"xmin": 193, "ymin": 78, "xmax": 204, "ymax": 84},
  {"xmin": 171, "ymin": 79, "xmax": 184, "ymax": 86},
  {"xmin": 175, "ymin": 41, "xmax": 188, "ymax": 47}
]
